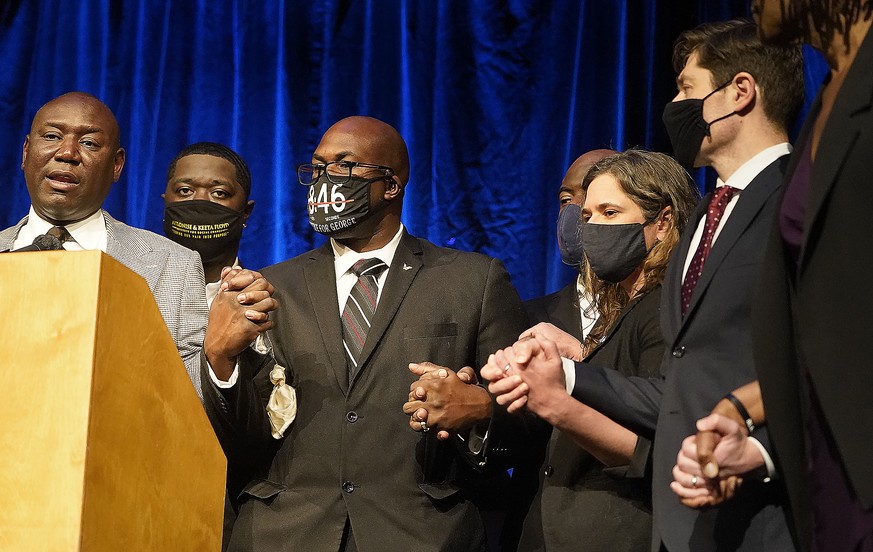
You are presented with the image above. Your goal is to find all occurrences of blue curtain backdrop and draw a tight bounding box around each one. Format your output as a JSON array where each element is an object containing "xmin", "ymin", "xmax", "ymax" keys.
[{"xmin": 0, "ymin": 0, "xmax": 825, "ymax": 299}]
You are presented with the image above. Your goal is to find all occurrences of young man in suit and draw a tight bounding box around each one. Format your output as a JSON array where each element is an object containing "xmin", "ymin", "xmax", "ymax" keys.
[
  {"xmin": 162, "ymin": 142, "xmax": 255, "ymax": 304},
  {"xmin": 0, "ymin": 91, "xmax": 208, "ymax": 398},
  {"xmin": 202, "ymin": 116, "xmax": 528, "ymax": 551},
  {"xmin": 161, "ymin": 141, "xmax": 256, "ymax": 551},
  {"xmin": 486, "ymin": 20, "xmax": 804, "ymax": 551},
  {"xmin": 674, "ymin": 3, "xmax": 873, "ymax": 550}
]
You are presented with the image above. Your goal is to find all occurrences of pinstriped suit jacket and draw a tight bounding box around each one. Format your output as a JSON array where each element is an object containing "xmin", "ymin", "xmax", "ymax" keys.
[{"xmin": 0, "ymin": 210, "xmax": 208, "ymax": 398}]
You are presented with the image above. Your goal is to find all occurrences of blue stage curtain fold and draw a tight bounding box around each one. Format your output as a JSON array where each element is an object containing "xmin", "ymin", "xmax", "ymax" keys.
[{"xmin": 0, "ymin": 0, "xmax": 825, "ymax": 299}]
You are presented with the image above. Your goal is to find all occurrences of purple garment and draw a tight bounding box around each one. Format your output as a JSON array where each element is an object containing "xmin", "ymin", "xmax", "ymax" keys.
[
  {"xmin": 781, "ymin": 138, "xmax": 873, "ymax": 551},
  {"xmin": 779, "ymin": 140, "xmax": 811, "ymax": 270}
]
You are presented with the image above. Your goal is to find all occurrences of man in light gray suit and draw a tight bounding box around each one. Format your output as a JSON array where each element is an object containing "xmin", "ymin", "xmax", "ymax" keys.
[{"xmin": 0, "ymin": 91, "xmax": 208, "ymax": 397}]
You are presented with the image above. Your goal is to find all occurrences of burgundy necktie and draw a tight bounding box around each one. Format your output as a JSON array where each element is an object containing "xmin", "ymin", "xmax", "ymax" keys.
[
  {"xmin": 681, "ymin": 186, "xmax": 738, "ymax": 316},
  {"xmin": 341, "ymin": 258, "xmax": 388, "ymax": 377}
]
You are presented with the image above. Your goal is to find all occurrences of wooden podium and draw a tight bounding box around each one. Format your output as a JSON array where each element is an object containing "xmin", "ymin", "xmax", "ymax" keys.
[{"xmin": 0, "ymin": 251, "xmax": 225, "ymax": 551}]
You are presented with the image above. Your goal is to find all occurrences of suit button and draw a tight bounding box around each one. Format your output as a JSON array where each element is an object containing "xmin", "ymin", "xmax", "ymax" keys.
[
  {"xmin": 672, "ymin": 346, "xmax": 685, "ymax": 358},
  {"xmin": 342, "ymin": 481, "xmax": 355, "ymax": 493},
  {"xmin": 346, "ymin": 411, "xmax": 358, "ymax": 423},
  {"xmin": 544, "ymin": 465, "xmax": 554, "ymax": 478}
]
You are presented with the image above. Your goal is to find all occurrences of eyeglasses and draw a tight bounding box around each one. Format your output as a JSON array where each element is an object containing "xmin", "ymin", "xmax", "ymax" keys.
[{"xmin": 297, "ymin": 161, "xmax": 395, "ymax": 186}]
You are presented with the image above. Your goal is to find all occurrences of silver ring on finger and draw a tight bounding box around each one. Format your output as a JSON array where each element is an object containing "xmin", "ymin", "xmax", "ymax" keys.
[
  {"xmin": 691, "ymin": 475, "xmax": 698, "ymax": 488},
  {"xmin": 420, "ymin": 421, "xmax": 430, "ymax": 433}
]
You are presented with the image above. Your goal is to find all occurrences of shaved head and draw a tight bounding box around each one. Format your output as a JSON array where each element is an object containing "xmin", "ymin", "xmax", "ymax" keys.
[
  {"xmin": 559, "ymin": 149, "xmax": 616, "ymax": 210},
  {"xmin": 317, "ymin": 116, "xmax": 410, "ymax": 184}
]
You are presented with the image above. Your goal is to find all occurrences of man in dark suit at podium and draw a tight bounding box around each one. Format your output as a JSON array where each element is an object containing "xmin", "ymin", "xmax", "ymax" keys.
[
  {"xmin": 202, "ymin": 115, "xmax": 528, "ymax": 551},
  {"xmin": 0, "ymin": 92, "xmax": 208, "ymax": 398}
]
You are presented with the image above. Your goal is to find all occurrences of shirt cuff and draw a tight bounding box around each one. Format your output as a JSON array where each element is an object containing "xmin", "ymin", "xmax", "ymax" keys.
[
  {"xmin": 748, "ymin": 436, "xmax": 776, "ymax": 482},
  {"xmin": 561, "ymin": 357, "xmax": 575, "ymax": 394},
  {"xmin": 208, "ymin": 361, "xmax": 240, "ymax": 388}
]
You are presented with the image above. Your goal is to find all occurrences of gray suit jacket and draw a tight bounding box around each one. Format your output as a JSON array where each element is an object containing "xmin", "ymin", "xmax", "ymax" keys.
[
  {"xmin": 572, "ymin": 158, "xmax": 795, "ymax": 552},
  {"xmin": 0, "ymin": 210, "xmax": 208, "ymax": 398},
  {"xmin": 202, "ymin": 231, "xmax": 529, "ymax": 552}
]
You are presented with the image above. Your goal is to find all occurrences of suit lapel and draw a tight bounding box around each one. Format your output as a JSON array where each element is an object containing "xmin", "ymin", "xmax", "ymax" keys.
[
  {"xmin": 800, "ymin": 30, "xmax": 873, "ymax": 272},
  {"xmin": 351, "ymin": 232, "xmax": 422, "ymax": 389},
  {"xmin": 303, "ymin": 243, "xmax": 348, "ymax": 392},
  {"xmin": 104, "ymin": 213, "xmax": 168, "ymax": 293},
  {"xmin": 548, "ymin": 284, "xmax": 583, "ymax": 339},
  {"xmin": 0, "ymin": 217, "xmax": 28, "ymax": 251},
  {"xmin": 683, "ymin": 157, "xmax": 787, "ymax": 321},
  {"xmin": 664, "ymin": 197, "xmax": 708, "ymax": 339}
]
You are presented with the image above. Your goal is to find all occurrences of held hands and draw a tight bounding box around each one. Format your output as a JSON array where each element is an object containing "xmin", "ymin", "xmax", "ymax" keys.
[
  {"xmin": 521, "ymin": 323, "xmax": 586, "ymax": 361},
  {"xmin": 204, "ymin": 266, "xmax": 278, "ymax": 380},
  {"xmin": 481, "ymin": 334, "xmax": 569, "ymax": 424},
  {"xmin": 670, "ymin": 413, "xmax": 765, "ymax": 508},
  {"xmin": 402, "ymin": 362, "xmax": 489, "ymax": 440}
]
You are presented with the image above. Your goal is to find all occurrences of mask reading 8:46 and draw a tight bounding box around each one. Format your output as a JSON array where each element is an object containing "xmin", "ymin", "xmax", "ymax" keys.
[{"xmin": 307, "ymin": 176, "xmax": 373, "ymax": 235}]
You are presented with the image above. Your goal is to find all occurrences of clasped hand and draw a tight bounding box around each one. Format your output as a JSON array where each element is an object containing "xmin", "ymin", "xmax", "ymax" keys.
[
  {"xmin": 480, "ymin": 328, "xmax": 569, "ymax": 424},
  {"xmin": 402, "ymin": 362, "xmax": 489, "ymax": 441},
  {"xmin": 204, "ymin": 266, "xmax": 278, "ymax": 380}
]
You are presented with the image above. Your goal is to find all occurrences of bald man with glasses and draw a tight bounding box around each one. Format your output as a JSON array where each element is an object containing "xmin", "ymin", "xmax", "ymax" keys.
[{"xmin": 202, "ymin": 116, "xmax": 528, "ymax": 551}]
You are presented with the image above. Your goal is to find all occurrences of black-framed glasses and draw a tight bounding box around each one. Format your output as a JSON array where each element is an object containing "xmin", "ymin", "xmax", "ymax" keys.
[{"xmin": 297, "ymin": 161, "xmax": 395, "ymax": 186}]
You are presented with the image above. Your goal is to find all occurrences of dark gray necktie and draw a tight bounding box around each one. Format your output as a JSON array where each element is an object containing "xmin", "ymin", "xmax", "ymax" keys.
[
  {"xmin": 46, "ymin": 226, "xmax": 72, "ymax": 248},
  {"xmin": 341, "ymin": 258, "xmax": 388, "ymax": 378}
]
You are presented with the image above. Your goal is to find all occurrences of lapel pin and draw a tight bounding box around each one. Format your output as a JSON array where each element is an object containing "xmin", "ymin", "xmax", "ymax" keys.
[{"xmin": 402, "ymin": 263, "xmax": 412, "ymax": 271}]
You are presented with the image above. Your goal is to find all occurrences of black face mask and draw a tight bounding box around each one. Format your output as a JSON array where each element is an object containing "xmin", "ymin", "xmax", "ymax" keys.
[
  {"xmin": 163, "ymin": 200, "xmax": 245, "ymax": 263},
  {"xmin": 582, "ymin": 222, "xmax": 649, "ymax": 283},
  {"xmin": 556, "ymin": 203, "xmax": 585, "ymax": 266},
  {"xmin": 662, "ymin": 79, "xmax": 736, "ymax": 167},
  {"xmin": 308, "ymin": 175, "xmax": 384, "ymax": 236}
]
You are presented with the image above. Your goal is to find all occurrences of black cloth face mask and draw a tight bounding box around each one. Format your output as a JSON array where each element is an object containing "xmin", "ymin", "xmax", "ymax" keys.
[
  {"xmin": 557, "ymin": 203, "xmax": 586, "ymax": 266},
  {"xmin": 662, "ymin": 78, "xmax": 736, "ymax": 167},
  {"xmin": 308, "ymin": 175, "xmax": 382, "ymax": 236},
  {"xmin": 163, "ymin": 200, "xmax": 246, "ymax": 263},
  {"xmin": 582, "ymin": 222, "xmax": 649, "ymax": 283}
]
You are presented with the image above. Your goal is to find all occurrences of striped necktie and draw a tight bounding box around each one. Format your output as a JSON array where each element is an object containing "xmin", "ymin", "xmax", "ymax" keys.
[{"xmin": 341, "ymin": 258, "xmax": 388, "ymax": 377}]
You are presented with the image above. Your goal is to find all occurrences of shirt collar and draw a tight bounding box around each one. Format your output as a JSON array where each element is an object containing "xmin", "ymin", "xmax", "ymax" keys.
[
  {"xmin": 22, "ymin": 206, "xmax": 108, "ymax": 251},
  {"xmin": 717, "ymin": 142, "xmax": 792, "ymax": 191},
  {"xmin": 331, "ymin": 224, "xmax": 405, "ymax": 279}
]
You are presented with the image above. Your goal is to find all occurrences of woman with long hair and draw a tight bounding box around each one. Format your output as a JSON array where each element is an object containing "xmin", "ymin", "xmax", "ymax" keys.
[{"xmin": 489, "ymin": 149, "xmax": 699, "ymax": 551}]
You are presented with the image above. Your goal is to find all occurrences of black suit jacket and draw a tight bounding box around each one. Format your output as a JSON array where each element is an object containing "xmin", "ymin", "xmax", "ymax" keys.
[
  {"xmin": 202, "ymin": 231, "xmax": 528, "ymax": 552},
  {"xmin": 520, "ymin": 288, "xmax": 662, "ymax": 552},
  {"xmin": 754, "ymin": 29, "xmax": 873, "ymax": 552},
  {"xmin": 572, "ymin": 157, "xmax": 795, "ymax": 551},
  {"xmin": 524, "ymin": 281, "xmax": 584, "ymax": 338}
]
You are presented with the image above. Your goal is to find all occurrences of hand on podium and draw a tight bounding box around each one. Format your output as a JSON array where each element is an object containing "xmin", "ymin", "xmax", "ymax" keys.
[{"xmin": 205, "ymin": 265, "xmax": 278, "ymax": 380}]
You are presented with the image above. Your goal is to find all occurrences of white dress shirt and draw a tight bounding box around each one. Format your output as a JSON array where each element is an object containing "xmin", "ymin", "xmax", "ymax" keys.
[
  {"xmin": 681, "ymin": 143, "xmax": 791, "ymax": 284},
  {"xmin": 209, "ymin": 225, "xmax": 406, "ymax": 387},
  {"xmin": 13, "ymin": 206, "xmax": 108, "ymax": 252},
  {"xmin": 331, "ymin": 224, "xmax": 404, "ymax": 314},
  {"xmin": 577, "ymin": 276, "xmax": 598, "ymax": 342}
]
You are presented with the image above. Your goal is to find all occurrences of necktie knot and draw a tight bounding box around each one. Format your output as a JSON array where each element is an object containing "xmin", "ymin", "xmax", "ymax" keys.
[
  {"xmin": 46, "ymin": 226, "xmax": 72, "ymax": 244},
  {"xmin": 351, "ymin": 258, "xmax": 387, "ymax": 278},
  {"xmin": 711, "ymin": 185, "xmax": 738, "ymax": 210}
]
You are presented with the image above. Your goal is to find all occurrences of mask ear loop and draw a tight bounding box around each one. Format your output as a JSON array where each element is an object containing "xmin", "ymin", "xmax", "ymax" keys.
[{"xmin": 701, "ymin": 75, "xmax": 743, "ymax": 137}]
